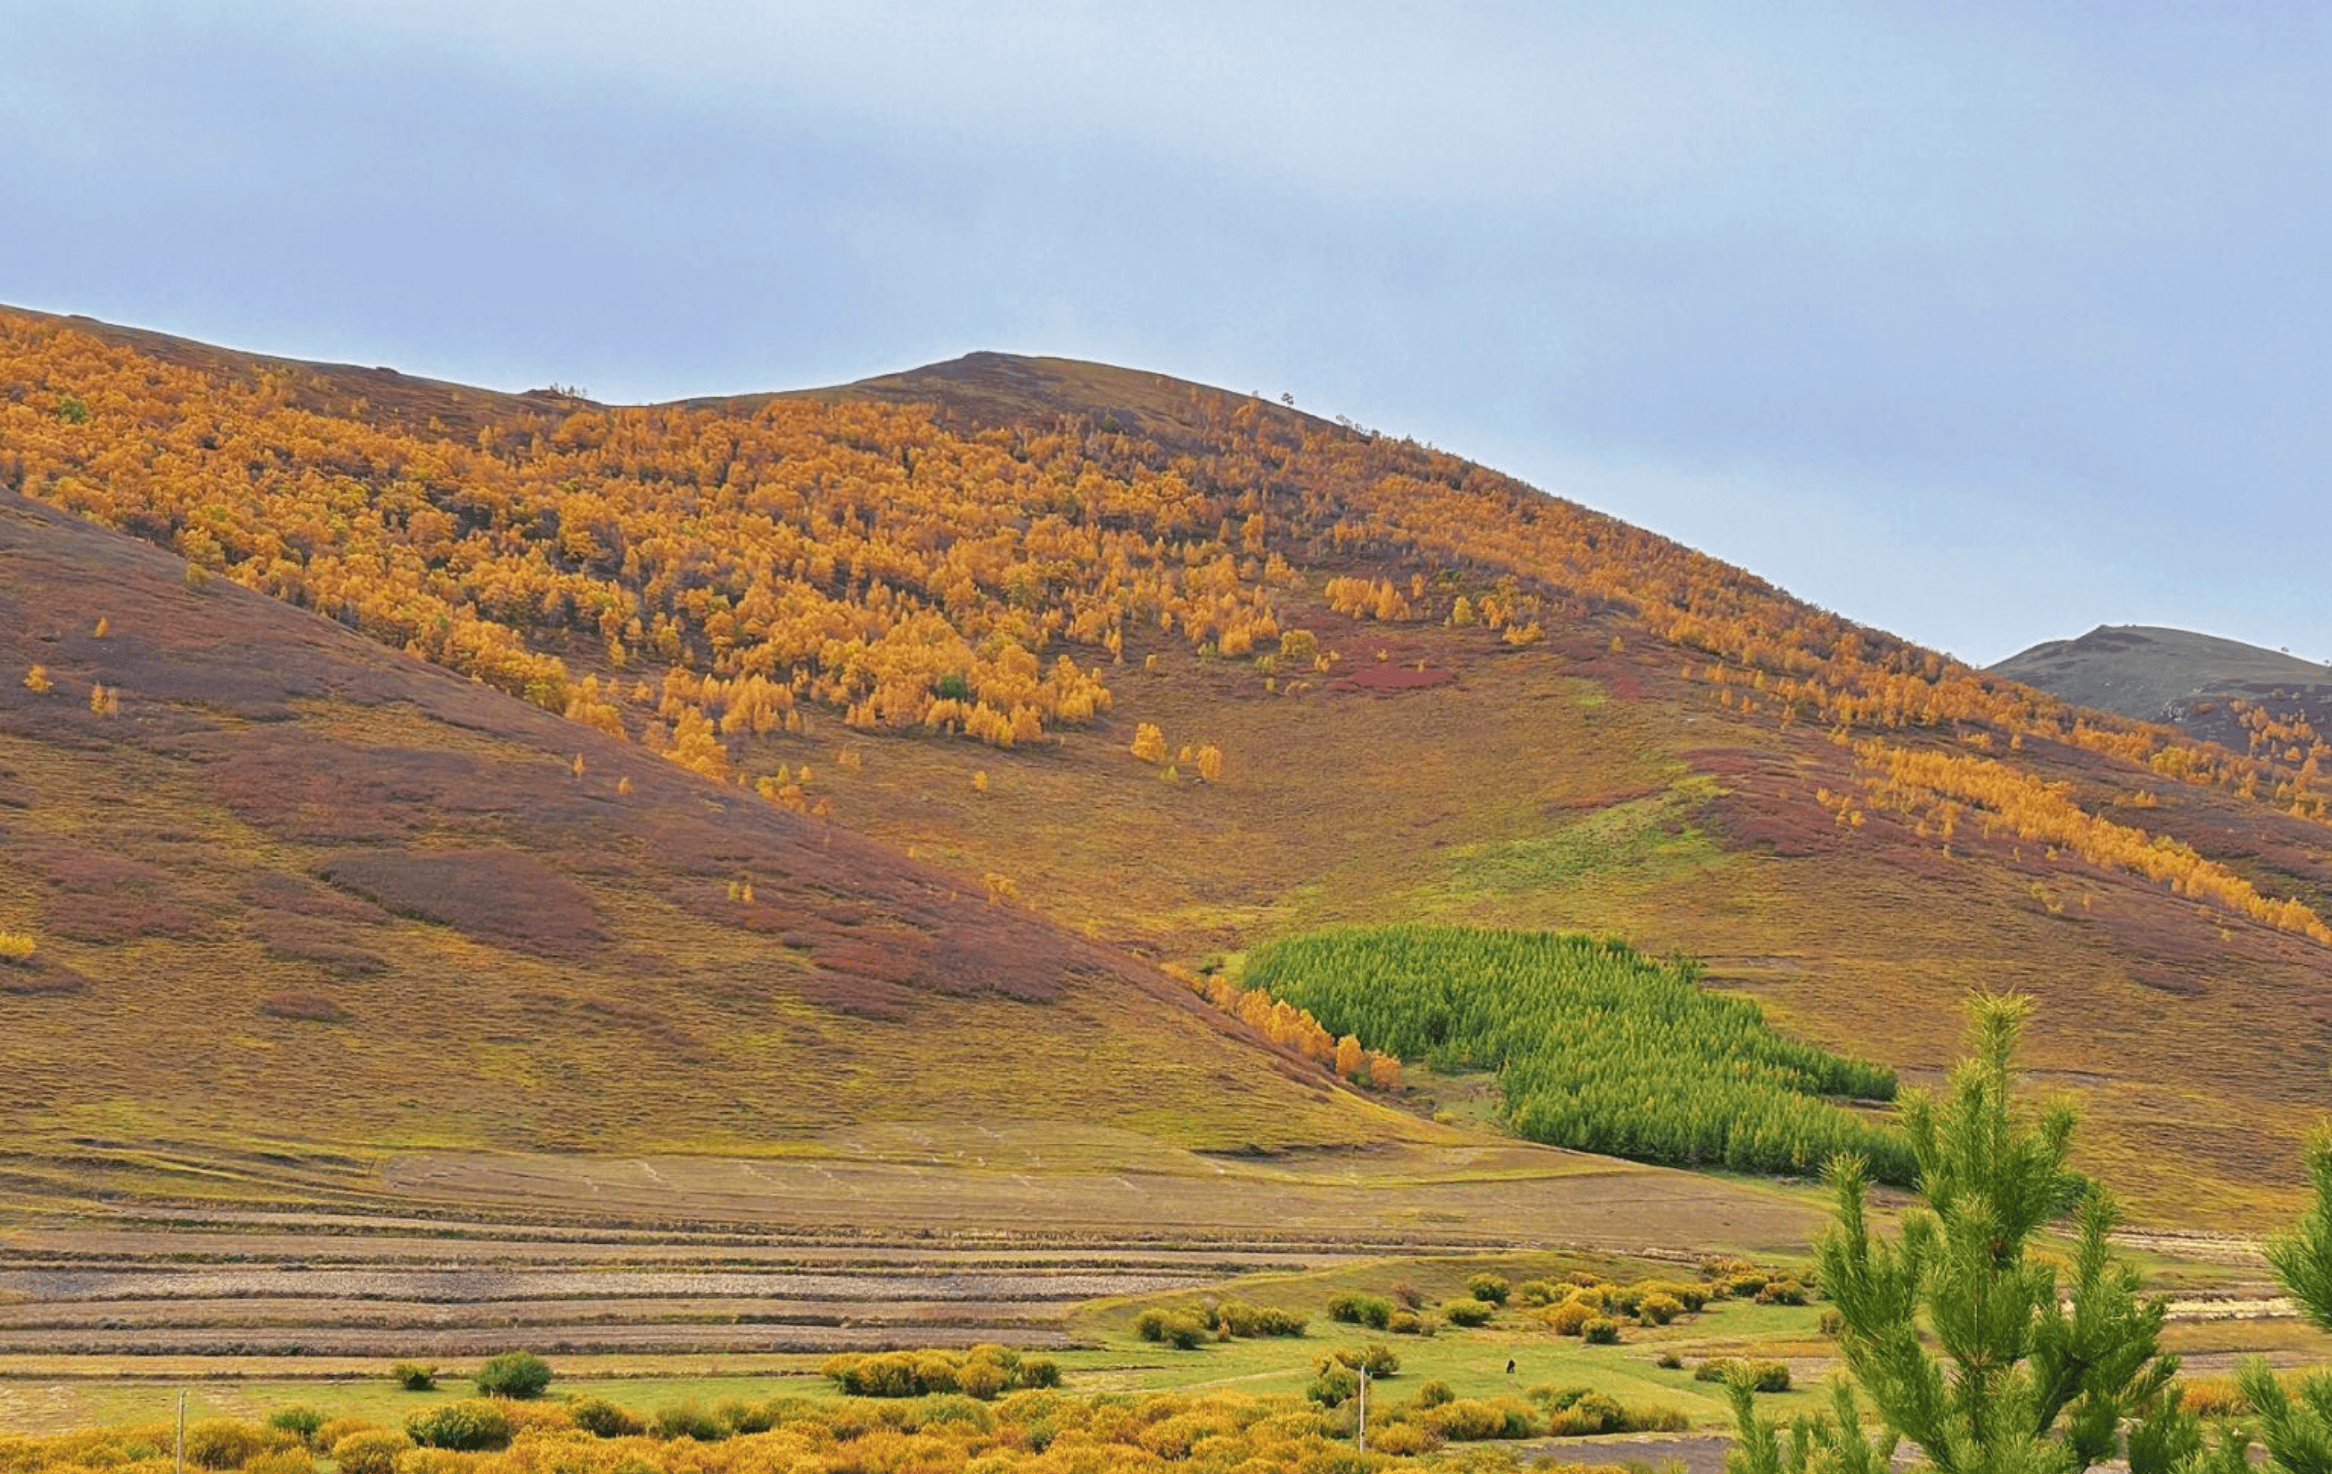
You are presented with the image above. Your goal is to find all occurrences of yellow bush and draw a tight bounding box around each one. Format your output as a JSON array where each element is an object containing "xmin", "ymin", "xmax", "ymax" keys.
[
  {"xmin": 1543, "ymin": 1297, "xmax": 1598, "ymax": 1335},
  {"xmin": 1369, "ymin": 1421, "xmax": 1438, "ymax": 1455},
  {"xmin": 2179, "ymin": 1378, "xmax": 2250, "ymax": 1417},
  {"xmin": 0, "ymin": 933, "xmax": 35, "ymax": 964}
]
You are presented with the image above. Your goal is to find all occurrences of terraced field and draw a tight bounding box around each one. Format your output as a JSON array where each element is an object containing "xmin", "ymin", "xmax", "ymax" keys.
[{"xmin": 0, "ymin": 1133, "xmax": 1831, "ymax": 1371}]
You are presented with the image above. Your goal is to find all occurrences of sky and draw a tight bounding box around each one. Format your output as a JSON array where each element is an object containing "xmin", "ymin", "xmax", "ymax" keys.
[{"xmin": 5, "ymin": 1, "xmax": 2327, "ymax": 667}]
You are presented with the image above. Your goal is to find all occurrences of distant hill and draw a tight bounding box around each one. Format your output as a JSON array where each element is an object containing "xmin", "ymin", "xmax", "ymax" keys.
[
  {"xmin": 4, "ymin": 305, "xmax": 2330, "ymax": 1228},
  {"xmin": 1994, "ymin": 625, "xmax": 2332, "ymax": 756}
]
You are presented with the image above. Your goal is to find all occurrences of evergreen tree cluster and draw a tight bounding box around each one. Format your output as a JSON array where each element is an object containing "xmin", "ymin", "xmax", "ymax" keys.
[{"xmin": 1242, "ymin": 925, "xmax": 1907, "ymax": 1181}]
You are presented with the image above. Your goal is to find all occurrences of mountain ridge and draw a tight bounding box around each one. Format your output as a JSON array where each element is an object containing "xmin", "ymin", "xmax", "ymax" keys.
[{"xmin": 1994, "ymin": 624, "xmax": 2332, "ymax": 759}]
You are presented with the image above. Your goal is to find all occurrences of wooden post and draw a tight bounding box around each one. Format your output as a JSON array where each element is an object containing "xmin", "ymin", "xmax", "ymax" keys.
[
  {"xmin": 175, "ymin": 1389, "xmax": 186, "ymax": 1474},
  {"xmin": 1356, "ymin": 1365, "xmax": 1368, "ymax": 1452}
]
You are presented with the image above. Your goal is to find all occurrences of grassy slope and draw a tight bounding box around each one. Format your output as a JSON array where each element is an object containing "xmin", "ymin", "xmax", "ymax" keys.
[
  {"xmin": 772, "ymin": 593, "xmax": 2331, "ymax": 1226},
  {"xmin": 0, "ymin": 491, "xmax": 1441, "ymax": 1187}
]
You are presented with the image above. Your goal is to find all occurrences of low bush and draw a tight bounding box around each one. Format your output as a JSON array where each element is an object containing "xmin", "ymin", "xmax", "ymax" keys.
[
  {"xmin": 1325, "ymin": 1292, "xmax": 1395, "ymax": 1329},
  {"xmin": 313, "ymin": 1418, "xmax": 372, "ymax": 1451},
  {"xmin": 1640, "ymin": 1279, "xmax": 1709, "ymax": 1312},
  {"xmin": 1547, "ymin": 1392, "xmax": 1627, "ymax": 1436},
  {"xmin": 1413, "ymin": 1379, "xmax": 1455, "ymax": 1409},
  {"xmin": 265, "ymin": 1407, "xmax": 327, "ymax": 1446},
  {"xmin": 1543, "ymin": 1298, "xmax": 1598, "ymax": 1336},
  {"xmin": 1134, "ymin": 1309, "xmax": 1212, "ymax": 1349},
  {"xmin": 1369, "ymin": 1420, "xmax": 1438, "ymax": 1455},
  {"xmin": 405, "ymin": 1399, "xmax": 512, "ymax": 1451},
  {"xmin": 822, "ymin": 1348, "xmax": 1061, "ymax": 1398},
  {"xmin": 1638, "ymin": 1292, "xmax": 1684, "ymax": 1325},
  {"xmin": 2180, "ymin": 1378, "xmax": 2251, "ymax": 1417},
  {"xmin": 1655, "ymin": 1351, "xmax": 1684, "ymax": 1370},
  {"xmin": 1315, "ymin": 1343, "xmax": 1399, "ymax": 1381},
  {"xmin": 474, "ymin": 1351, "xmax": 554, "ymax": 1399},
  {"xmin": 1442, "ymin": 1299, "xmax": 1494, "ymax": 1328},
  {"xmin": 1756, "ymin": 1277, "xmax": 1809, "ymax": 1305},
  {"xmin": 1695, "ymin": 1357, "xmax": 1791, "ymax": 1392},
  {"xmin": 1581, "ymin": 1317, "xmax": 1621, "ymax": 1345},
  {"xmin": 1212, "ymin": 1299, "xmax": 1308, "ymax": 1337},
  {"xmin": 1428, "ymin": 1398, "xmax": 1536, "ymax": 1440},
  {"xmin": 1466, "ymin": 1274, "xmax": 1511, "ymax": 1305},
  {"xmin": 568, "ymin": 1397, "xmax": 643, "ymax": 1438},
  {"xmin": 1387, "ymin": 1310, "xmax": 1428, "ymax": 1335},
  {"xmin": 1018, "ymin": 1357, "xmax": 1063, "ymax": 1389},
  {"xmin": 1307, "ymin": 1365, "xmax": 1359, "ymax": 1408},
  {"xmin": 183, "ymin": 1419, "xmax": 265, "ymax": 1470},
  {"xmin": 1515, "ymin": 1279, "xmax": 1561, "ymax": 1307},
  {"xmin": 328, "ymin": 1430, "xmax": 409, "ymax": 1474},
  {"xmin": 389, "ymin": 1362, "xmax": 437, "ymax": 1392},
  {"xmin": 653, "ymin": 1402, "xmax": 725, "ymax": 1442}
]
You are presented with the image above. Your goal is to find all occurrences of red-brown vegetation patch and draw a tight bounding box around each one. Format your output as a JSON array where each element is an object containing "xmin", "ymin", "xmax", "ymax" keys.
[
  {"xmin": 248, "ymin": 909, "xmax": 389, "ymax": 976},
  {"xmin": 0, "ymin": 954, "xmax": 86, "ymax": 996},
  {"xmin": 1693, "ymin": 747, "xmax": 1843, "ymax": 859},
  {"xmin": 317, "ymin": 847, "xmax": 607, "ymax": 958},
  {"xmin": 205, "ymin": 735, "xmax": 512, "ymax": 843},
  {"xmin": 241, "ymin": 871, "xmax": 385, "ymax": 923},
  {"xmin": 17, "ymin": 844, "xmax": 210, "ymax": 942},
  {"xmin": 258, "ymin": 992, "xmax": 350, "ymax": 1023}
]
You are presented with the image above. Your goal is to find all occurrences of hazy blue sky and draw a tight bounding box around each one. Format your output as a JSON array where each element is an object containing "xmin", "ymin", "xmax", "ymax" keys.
[{"xmin": 6, "ymin": 2, "xmax": 2326, "ymax": 666}]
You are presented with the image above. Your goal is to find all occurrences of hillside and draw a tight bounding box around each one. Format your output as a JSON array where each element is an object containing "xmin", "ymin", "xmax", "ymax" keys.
[
  {"xmin": 3, "ymin": 305, "xmax": 2330, "ymax": 1228},
  {"xmin": 1995, "ymin": 624, "xmax": 2332, "ymax": 760},
  {"xmin": 0, "ymin": 489, "xmax": 1446, "ymax": 1193}
]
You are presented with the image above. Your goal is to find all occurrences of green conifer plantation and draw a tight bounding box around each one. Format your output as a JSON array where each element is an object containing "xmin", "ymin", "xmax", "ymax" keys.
[{"xmin": 1242, "ymin": 925, "xmax": 1908, "ymax": 1180}]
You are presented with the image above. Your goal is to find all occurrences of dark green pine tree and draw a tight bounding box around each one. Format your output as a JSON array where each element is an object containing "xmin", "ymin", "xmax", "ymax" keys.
[{"xmin": 1728, "ymin": 993, "xmax": 2182, "ymax": 1474}]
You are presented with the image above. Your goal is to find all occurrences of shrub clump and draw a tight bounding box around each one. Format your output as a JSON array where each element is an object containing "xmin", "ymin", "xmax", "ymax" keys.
[
  {"xmin": 1441, "ymin": 1299, "xmax": 1494, "ymax": 1328},
  {"xmin": 389, "ymin": 1361, "xmax": 438, "ymax": 1392},
  {"xmin": 474, "ymin": 1350, "xmax": 554, "ymax": 1399},
  {"xmin": 1427, "ymin": 1398, "xmax": 1536, "ymax": 1440},
  {"xmin": 1134, "ymin": 1308, "xmax": 1212, "ymax": 1349},
  {"xmin": 1581, "ymin": 1317, "xmax": 1621, "ymax": 1345},
  {"xmin": 405, "ymin": 1399, "xmax": 513, "ymax": 1451},
  {"xmin": 1211, "ymin": 1298, "xmax": 1308, "ymax": 1337},
  {"xmin": 183, "ymin": 1419, "xmax": 265, "ymax": 1470},
  {"xmin": 1638, "ymin": 1292, "xmax": 1684, "ymax": 1325},
  {"xmin": 821, "ymin": 1346, "xmax": 1056, "ymax": 1398},
  {"xmin": 569, "ymin": 1397, "xmax": 645, "ymax": 1438},
  {"xmin": 329, "ymin": 1430, "xmax": 410, "ymax": 1474},
  {"xmin": 1696, "ymin": 1357, "xmax": 1791, "ymax": 1392},
  {"xmin": 1755, "ymin": 1276, "xmax": 1810, "ymax": 1305},
  {"xmin": 1465, "ymin": 1274, "xmax": 1511, "ymax": 1305},
  {"xmin": 1325, "ymin": 1292, "xmax": 1395, "ymax": 1329},
  {"xmin": 1306, "ymin": 1344, "xmax": 1400, "ymax": 1405},
  {"xmin": 264, "ymin": 1407, "xmax": 327, "ymax": 1446}
]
